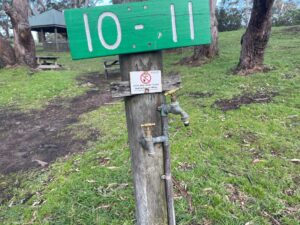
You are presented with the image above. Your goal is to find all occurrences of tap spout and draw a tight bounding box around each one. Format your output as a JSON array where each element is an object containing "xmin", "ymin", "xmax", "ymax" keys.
[{"xmin": 159, "ymin": 102, "xmax": 190, "ymax": 126}]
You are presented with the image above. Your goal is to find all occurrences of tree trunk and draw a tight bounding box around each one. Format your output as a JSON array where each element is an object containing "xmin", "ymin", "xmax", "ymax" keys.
[
  {"xmin": 180, "ymin": 0, "xmax": 218, "ymax": 66},
  {"xmin": 4, "ymin": 0, "xmax": 37, "ymax": 68},
  {"xmin": 0, "ymin": 37, "xmax": 16, "ymax": 68},
  {"xmin": 235, "ymin": 0, "xmax": 275, "ymax": 75}
]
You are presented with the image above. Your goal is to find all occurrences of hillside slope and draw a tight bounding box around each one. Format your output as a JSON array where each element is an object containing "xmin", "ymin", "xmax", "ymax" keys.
[{"xmin": 0, "ymin": 26, "xmax": 299, "ymax": 225}]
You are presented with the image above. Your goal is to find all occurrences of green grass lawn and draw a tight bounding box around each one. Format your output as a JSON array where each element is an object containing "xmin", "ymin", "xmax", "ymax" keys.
[
  {"xmin": 0, "ymin": 26, "xmax": 299, "ymax": 225},
  {"xmin": 0, "ymin": 51, "xmax": 115, "ymax": 110}
]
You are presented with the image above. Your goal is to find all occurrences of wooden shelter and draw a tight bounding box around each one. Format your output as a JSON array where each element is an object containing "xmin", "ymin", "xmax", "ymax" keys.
[{"xmin": 29, "ymin": 9, "xmax": 69, "ymax": 52}]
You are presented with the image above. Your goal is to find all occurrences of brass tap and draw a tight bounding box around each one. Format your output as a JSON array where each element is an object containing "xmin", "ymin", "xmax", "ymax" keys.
[{"xmin": 141, "ymin": 123, "xmax": 155, "ymax": 137}]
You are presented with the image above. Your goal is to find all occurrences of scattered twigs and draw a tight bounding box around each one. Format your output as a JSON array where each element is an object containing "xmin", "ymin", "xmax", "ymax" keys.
[{"xmin": 172, "ymin": 177, "xmax": 193, "ymax": 213}]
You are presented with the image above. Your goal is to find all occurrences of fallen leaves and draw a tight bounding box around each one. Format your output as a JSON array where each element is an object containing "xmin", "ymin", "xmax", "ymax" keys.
[
  {"xmin": 86, "ymin": 179, "xmax": 96, "ymax": 183},
  {"xmin": 107, "ymin": 166, "xmax": 119, "ymax": 170},
  {"xmin": 96, "ymin": 183, "xmax": 129, "ymax": 196},
  {"xmin": 283, "ymin": 205, "xmax": 300, "ymax": 217},
  {"xmin": 260, "ymin": 211, "xmax": 280, "ymax": 225},
  {"xmin": 290, "ymin": 159, "xmax": 300, "ymax": 164},
  {"xmin": 245, "ymin": 222, "xmax": 254, "ymax": 225},
  {"xmin": 32, "ymin": 199, "xmax": 44, "ymax": 207},
  {"xmin": 252, "ymin": 158, "xmax": 262, "ymax": 164},
  {"xmin": 202, "ymin": 187, "xmax": 213, "ymax": 193},
  {"xmin": 226, "ymin": 184, "xmax": 249, "ymax": 210},
  {"xmin": 96, "ymin": 204, "xmax": 111, "ymax": 210},
  {"xmin": 172, "ymin": 177, "xmax": 193, "ymax": 213},
  {"xmin": 283, "ymin": 188, "xmax": 295, "ymax": 196},
  {"xmin": 177, "ymin": 162, "xmax": 196, "ymax": 171},
  {"xmin": 252, "ymin": 158, "xmax": 266, "ymax": 164},
  {"xmin": 202, "ymin": 218, "xmax": 213, "ymax": 225},
  {"xmin": 32, "ymin": 159, "xmax": 48, "ymax": 167},
  {"xmin": 98, "ymin": 157, "xmax": 110, "ymax": 166},
  {"xmin": 23, "ymin": 211, "xmax": 37, "ymax": 225}
]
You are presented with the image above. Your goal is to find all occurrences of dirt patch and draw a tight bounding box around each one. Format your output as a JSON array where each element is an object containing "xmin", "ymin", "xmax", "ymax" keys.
[
  {"xmin": 0, "ymin": 72, "xmax": 119, "ymax": 174},
  {"xmin": 176, "ymin": 56, "xmax": 211, "ymax": 67},
  {"xmin": 77, "ymin": 71, "xmax": 121, "ymax": 88},
  {"xmin": 234, "ymin": 65, "xmax": 273, "ymax": 76},
  {"xmin": 282, "ymin": 73, "xmax": 297, "ymax": 80},
  {"xmin": 282, "ymin": 26, "xmax": 300, "ymax": 34},
  {"xmin": 214, "ymin": 91, "xmax": 278, "ymax": 111}
]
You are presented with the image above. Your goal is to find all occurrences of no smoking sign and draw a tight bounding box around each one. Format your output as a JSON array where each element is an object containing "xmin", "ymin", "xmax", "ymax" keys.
[
  {"xmin": 130, "ymin": 70, "xmax": 162, "ymax": 95},
  {"xmin": 140, "ymin": 72, "xmax": 152, "ymax": 84}
]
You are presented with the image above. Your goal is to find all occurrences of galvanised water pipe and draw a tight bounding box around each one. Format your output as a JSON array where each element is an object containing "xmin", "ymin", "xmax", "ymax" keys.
[
  {"xmin": 140, "ymin": 88, "xmax": 189, "ymax": 225},
  {"xmin": 158, "ymin": 88, "xmax": 190, "ymax": 127}
]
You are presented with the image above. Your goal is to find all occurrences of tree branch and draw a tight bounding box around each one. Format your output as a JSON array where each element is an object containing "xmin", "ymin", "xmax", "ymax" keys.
[
  {"xmin": 37, "ymin": 0, "xmax": 46, "ymax": 12},
  {"xmin": 3, "ymin": 1, "xmax": 14, "ymax": 18}
]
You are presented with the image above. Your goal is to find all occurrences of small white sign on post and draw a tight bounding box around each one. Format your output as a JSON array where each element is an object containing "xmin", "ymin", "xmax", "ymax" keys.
[{"xmin": 130, "ymin": 70, "xmax": 162, "ymax": 95}]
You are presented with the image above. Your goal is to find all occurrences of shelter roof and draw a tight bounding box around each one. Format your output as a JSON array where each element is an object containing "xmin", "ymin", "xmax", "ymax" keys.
[{"xmin": 29, "ymin": 9, "xmax": 66, "ymax": 32}]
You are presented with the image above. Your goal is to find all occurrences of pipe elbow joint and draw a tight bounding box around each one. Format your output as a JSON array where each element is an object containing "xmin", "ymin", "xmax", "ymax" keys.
[{"xmin": 158, "ymin": 102, "xmax": 190, "ymax": 126}]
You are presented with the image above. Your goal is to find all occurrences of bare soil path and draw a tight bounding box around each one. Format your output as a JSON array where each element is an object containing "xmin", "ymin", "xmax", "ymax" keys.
[{"xmin": 0, "ymin": 72, "xmax": 119, "ymax": 174}]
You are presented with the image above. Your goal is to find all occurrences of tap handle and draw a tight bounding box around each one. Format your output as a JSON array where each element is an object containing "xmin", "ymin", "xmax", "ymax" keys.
[
  {"xmin": 165, "ymin": 88, "xmax": 181, "ymax": 102},
  {"xmin": 141, "ymin": 123, "xmax": 156, "ymax": 128},
  {"xmin": 164, "ymin": 88, "xmax": 180, "ymax": 97},
  {"xmin": 141, "ymin": 123, "xmax": 155, "ymax": 137}
]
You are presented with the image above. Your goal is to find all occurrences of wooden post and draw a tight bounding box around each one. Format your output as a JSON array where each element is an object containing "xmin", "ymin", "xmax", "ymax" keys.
[
  {"xmin": 119, "ymin": 52, "xmax": 168, "ymax": 224},
  {"xmin": 54, "ymin": 27, "xmax": 58, "ymax": 51},
  {"xmin": 113, "ymin": 1, "xmax": 168, "ymax": 222},
  {"xmin": 38, "ymin": 29, "xmax": 45, "ymax": 44}
]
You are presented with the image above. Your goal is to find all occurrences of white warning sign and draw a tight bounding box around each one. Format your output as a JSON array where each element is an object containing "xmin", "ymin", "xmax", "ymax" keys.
[{"xmin": 130, "ymin": 70, "xmax": 162, "ymax": 95}]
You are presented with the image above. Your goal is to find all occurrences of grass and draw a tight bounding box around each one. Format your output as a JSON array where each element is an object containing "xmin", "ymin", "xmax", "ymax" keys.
[
  {"xmin": 0, "ymin": 26, "xmax": 299, "ymax": 224},
  {"xmin": 0, "ymin": 50, "xmax": 114, "ymax": 110}
]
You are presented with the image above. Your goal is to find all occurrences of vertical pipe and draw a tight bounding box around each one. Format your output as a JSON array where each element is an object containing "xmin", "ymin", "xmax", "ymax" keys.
[{"xmin": 162, "ymin": 114, "xmax": 176, "ymax": 225}]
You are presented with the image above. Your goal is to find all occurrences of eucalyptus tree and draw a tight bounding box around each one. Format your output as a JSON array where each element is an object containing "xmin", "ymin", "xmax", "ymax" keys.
[
  {"xmin": 235, "ymin": 0, "xmax": 276, "ymax": 75},
  {"xmin": 0, "ymin": 0, "xmax": 36, "ymax": 68},
  {"xmin": 4, "ymin": 0, "xmax": 36, "ymax": 67}
]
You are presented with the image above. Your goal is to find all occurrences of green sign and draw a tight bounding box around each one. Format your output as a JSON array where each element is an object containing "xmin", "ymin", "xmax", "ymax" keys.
[{"xmin": 65, "ymin": 0, "xmax": 211, "ymax": 60}]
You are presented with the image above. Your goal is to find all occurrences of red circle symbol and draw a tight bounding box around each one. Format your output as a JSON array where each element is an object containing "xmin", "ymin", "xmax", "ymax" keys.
[{"xmin": 140, "ymin": 72, "xmax": 152, "ymax": 84}]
